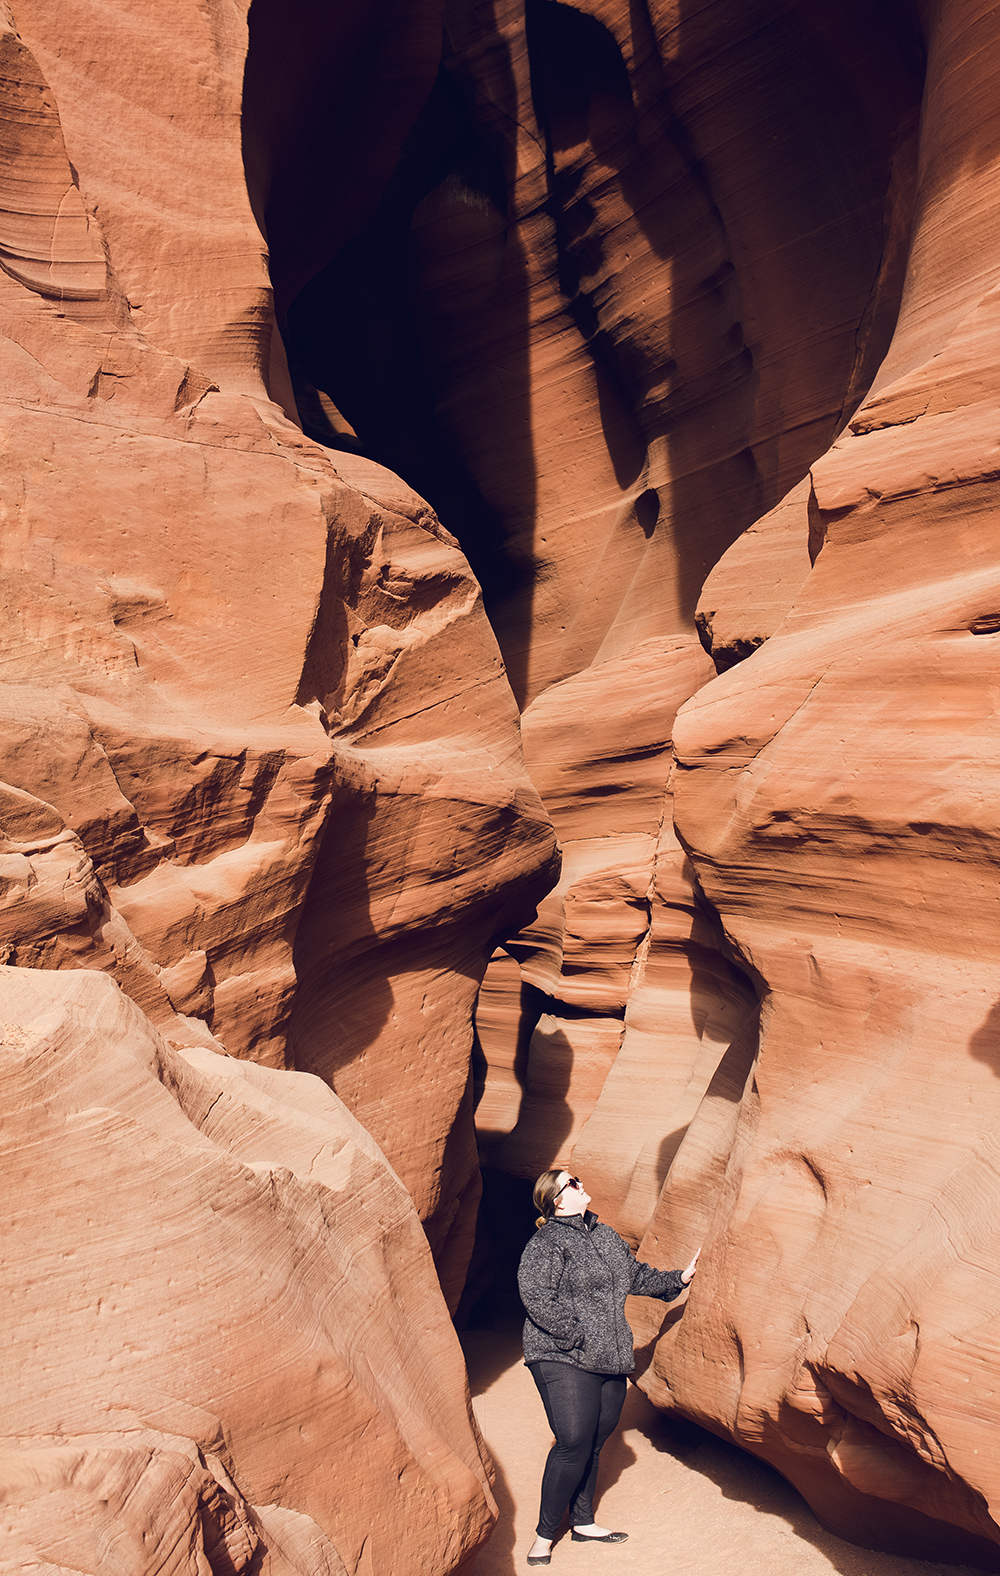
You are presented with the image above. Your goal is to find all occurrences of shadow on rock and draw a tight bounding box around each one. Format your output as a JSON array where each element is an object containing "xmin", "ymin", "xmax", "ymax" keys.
[
  {"xmin": 461, "ymin": 1327, "xmax": 524, "ymax": 1575},
  {"xmin": 969, "ymin": 999, "xmax": 1000, "ymax": 1077},
  {"xmin": 622, "ymin": 1384, "xmax": 985, "ymax": 1576}
]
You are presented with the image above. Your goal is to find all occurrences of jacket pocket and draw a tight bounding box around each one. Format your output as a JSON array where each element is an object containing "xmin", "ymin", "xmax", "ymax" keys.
[{"xmin": 555, "ymin": 1317, "xmax": 584, "ymax": 1352}]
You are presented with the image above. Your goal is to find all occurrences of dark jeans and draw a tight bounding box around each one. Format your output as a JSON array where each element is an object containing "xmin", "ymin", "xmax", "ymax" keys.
[{"xmin": 528, "ymin": 1361, "xmax": 628, "ymax": 1538}]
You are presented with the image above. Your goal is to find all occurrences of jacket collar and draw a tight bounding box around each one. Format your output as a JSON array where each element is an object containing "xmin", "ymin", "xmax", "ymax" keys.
[{"xmin": 551, "ymin": 1209, "xmax": 599, "ymax": 1231}]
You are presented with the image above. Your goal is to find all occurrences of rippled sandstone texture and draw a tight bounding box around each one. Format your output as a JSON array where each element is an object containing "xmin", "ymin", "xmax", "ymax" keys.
[
  {"xmin": 0, "ymin": 0, "xmax": 559, "ymax": 1286},
  {"xmin": 289, "ymin": 0, "xmax": 925, "ymax": 1254},
  {"xmin": 0, "ymin": 967, "xmax": 496, "ymax": 1575},
  {"xmin": 289, "ymin": 0, "xmax": 1000, "ymax": 1566},
  {"xmin": 630, "ymin": 1, "xmax": 1000, "ymax": 1569},
  {"xmin": 0, "ymin": 0, "xmax": 559, "ymax": 1569},
  {"xmin": 7, "ymin": 0, "xmax": 1000, "ymax": 1570}
]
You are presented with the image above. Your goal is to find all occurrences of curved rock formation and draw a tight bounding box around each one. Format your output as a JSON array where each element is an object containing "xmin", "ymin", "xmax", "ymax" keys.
[
  {"xmin": 290, "ymin": 0, "xmax": 924, "ymax": 1262},
  {"xmin": 0, "ymin": 0, "xmax": 557, "ymax": 1569},
  {"xmin": 0, "ymin": 0, "xmax": 556, "ymax": 1294},
  {"xmin": 0, "ymin": 966, "xmax": 494, "ymax": 1574},
  {"xmin": 632, "ymin": 0, "xmax": 1000, "ymax": 1567},
  {"xmin": 6, "ymin": 0, "xmax": 1000, "ymax": 1568},
  {"xmin": 286, "ymin": 0, "xmax": 1000, "ymax": 1563}
]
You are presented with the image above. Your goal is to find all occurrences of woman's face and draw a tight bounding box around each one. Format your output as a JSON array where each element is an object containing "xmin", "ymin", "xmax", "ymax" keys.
[{"xmin": 553, "ymin": 1171, "xmax": 591, "ymax": 1216}]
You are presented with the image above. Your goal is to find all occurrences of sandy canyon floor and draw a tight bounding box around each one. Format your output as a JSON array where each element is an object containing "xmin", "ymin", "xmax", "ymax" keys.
[{"xmin": 462, "ymin": 1329, "xmax": 983, "ymax": 1576}]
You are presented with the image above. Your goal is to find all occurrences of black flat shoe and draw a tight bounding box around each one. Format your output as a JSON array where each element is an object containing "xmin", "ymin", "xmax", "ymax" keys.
[
  {"xmin": 526, "ymin": 1554, "xmax": 551, "ymax": 1566},
  {"xmin": 570, "ymin": 1530, "xmax": 628, "ymax": 1543}
]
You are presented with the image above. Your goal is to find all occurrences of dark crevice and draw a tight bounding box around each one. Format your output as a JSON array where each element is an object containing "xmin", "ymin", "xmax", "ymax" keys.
[{"xmin": 282, "ymin": 64, "xmax": 529, "ymax": 613}]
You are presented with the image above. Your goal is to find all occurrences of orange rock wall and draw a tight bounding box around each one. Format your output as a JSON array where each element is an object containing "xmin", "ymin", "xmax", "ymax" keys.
[
  {"xmin": 383, "ymin": 0, "xmax": 917, "ymax": 1279},
  {"xmin": 309, "ymin": 0, "xmax": 1000, "ymax": 1563},
  {"xmin": 0, "ymin": 967, "xmax": 495, "ymax": 1575},
  {"xmin": 633, "ymin": 0, "xmax": 1000, "ymax": 1567},
  {"xmin": 347, "ymin": 0, "xmax": 924, "ymax": 1254},
  {"xmin": 7, "ymin": 0, "xmax": 1000, "ymax": 1568},
  {"xmin": 0, "ymin": 0, "xmax": 557, "ymax": 1569},
  {"xmin": 0, "ymin": 0, "xmax": 557, "ymax": 1292}
]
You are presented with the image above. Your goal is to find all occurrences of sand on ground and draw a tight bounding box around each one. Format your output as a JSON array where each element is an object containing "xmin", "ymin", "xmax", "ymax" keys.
[{"xmin": 461, "ymin": 1328, "xmax": 984, "ymax": 1576}]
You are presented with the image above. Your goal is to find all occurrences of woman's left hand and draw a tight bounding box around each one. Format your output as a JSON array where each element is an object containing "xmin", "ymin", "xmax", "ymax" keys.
[{"xmin": 681, "ymin": 1247, "xmax": 701, "ymax": 1285}]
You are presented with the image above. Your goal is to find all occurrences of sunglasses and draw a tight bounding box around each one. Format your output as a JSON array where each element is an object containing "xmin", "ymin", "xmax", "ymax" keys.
[{"xmin": 555, "ymin": 1175, "xmax": 582, "ymax": 1199}]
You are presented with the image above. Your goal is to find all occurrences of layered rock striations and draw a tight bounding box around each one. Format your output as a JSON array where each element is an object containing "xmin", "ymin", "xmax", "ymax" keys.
[
  {"xmin": 6, "ymin": 0, "xmax": 1000, "ymax": 1568},
  {"xmin": 634, "ymin": 0, "xmax": 1000, "ymax": 1566},
  {"xmin": 0, "ymin": 0, "xmax": 558, "ymax": 1569},
  {"xmin": 0, "ymin": 0, "xmax": 557, "ymax": 1288},
  {"xmin": 0, "ymin": 966, "xmax": 495, "ymax": 1575},
  {"xmin": 289, "ymin": 0, "xmax": 1000, "ymax": 1563},
  {"xmin": 332, "ymin": 0, "xmax": 920, "ymax": 1256}
]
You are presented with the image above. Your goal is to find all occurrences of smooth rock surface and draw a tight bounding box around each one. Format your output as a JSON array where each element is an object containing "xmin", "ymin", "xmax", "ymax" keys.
[
  {"xmin": 0, "ymin": 3, "xmax": 557, "ymax": 1569},
  {"xmin": 0, "ymin": 0, "xmax": 557, "ymax": 1309},
  {"xmin": 7, "ymin": 0, "xmax": 1000, "ymax": 1569},
  {"xmin": 440, "ymin": 0, "xmax": 1000, "ymax": 1563},
  {"xmin": 639, "ymin": 0, "xmax": 1000, "ymax": 1565},
  {"xmin": 287, "ymin": 0, "xmax": 925, "ymax": 1273},
  {"xmin": 0, "ymin": 966, "xmax": 495, "ymax": 1575},
  {"xmin": 482, "ymin": 637, "xmax": 755, "ymax": 1244},
  {"xmin": 407, "ymin": 0, "xmax": 924, "ymax": 1259}
]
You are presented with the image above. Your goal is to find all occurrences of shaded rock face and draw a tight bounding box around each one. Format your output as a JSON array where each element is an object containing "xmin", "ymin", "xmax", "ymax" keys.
[
  {"xmin": 283, "ymin": 0, "xmax": 926, "ymax": 1265},
  {"xmin": 635, "ymin": 2, "xmax": 1000, "ymax": 1565},
  {"xmin": 0, "ymin": 0, "xmax": 556, "ymax": 1298}
]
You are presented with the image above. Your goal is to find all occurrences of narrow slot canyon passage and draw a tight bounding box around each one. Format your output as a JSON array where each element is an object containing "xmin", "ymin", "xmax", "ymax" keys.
[
  {"xmin": 5, "ymin": 0, "xmax": 1000, "ymax": 1573},
  {"xmin": 243, "ymin": 1, "xmax": 1000, "ymax": 1569}
]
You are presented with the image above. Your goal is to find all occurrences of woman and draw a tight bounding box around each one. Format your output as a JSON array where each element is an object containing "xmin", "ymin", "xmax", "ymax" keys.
[{"xmin": 517, "ymin": 1169, "xmax": 699, "ymax": 1566}]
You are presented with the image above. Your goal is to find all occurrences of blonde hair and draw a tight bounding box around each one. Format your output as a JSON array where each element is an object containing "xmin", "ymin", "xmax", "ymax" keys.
[{"xmin": 533, "ymin": 1168, "xmax": 567, "ymax": 1229}]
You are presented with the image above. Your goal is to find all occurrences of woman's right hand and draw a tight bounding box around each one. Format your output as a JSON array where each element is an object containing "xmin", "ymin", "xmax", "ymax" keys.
[{"xmin": 681, "ymin": 1247, "xmax": 701, "ymax": 1285}]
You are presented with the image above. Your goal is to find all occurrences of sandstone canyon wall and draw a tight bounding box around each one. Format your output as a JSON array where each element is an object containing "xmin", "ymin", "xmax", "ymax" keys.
[
  {"xmin": 0, "ymin": 967, "xmax": 496, "ymax": 1575},
  {"xmin": 5, "ymin": 0, "xmax": 1000, "ymax": 1571},
  {"xmin": 286, "ymin": 0, "xmax": 926, "ymax": 1253},
  {"xmin": 285, "ymin": 0, "xmax": 1000, "ymax": 1565},
  {"xmin": 635, "ymin": 1, "xmax": 1000, "ymax": 1567},
  {"xmin": 0, "ymin": 0, "xmax": 557, "ymax": 1570}
]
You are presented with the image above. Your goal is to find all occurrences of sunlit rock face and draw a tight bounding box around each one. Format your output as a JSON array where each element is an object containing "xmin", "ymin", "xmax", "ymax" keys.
[
  {"xmin": 0, "ymin": 967, "xmax": 495, "ymax": 1575},
  {"xmin": 0, "ymin": 0, "xmax": 556, "ymax": 1298},
  {"xmin": 0, "ymin": 0, "xmax": 558, "ymax": 1568},
  {"xmin": 6, "ymin": 0, "xmax": 1000, "ymax": 1567},
  {"xmin": 286, "ymin": 0, "xmax": 1000, "ymax": 1565},
  {"xmin": 631, "ymin": 1, "xmax": 1000, "ymax": 1567},
  {"xmin": 305, "ymin": 0, "xmax": 917, "ymax": 1269}
]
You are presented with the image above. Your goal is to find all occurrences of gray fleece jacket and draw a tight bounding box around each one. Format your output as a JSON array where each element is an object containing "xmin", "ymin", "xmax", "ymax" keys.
[{"xmin": 518, "ymin": 1210, "xmax": 687, "ymax": 1376}]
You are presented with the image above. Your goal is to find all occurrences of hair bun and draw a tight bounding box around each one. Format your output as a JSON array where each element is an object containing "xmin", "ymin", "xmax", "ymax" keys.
[{"xmin": 535, "ymin": 1214, "xmax": 548, "ymax": 1229}]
